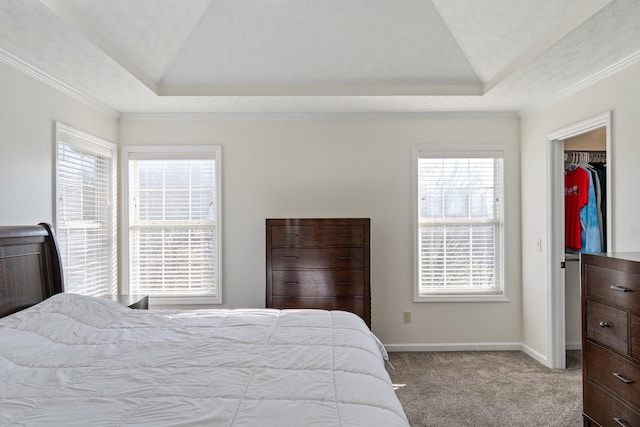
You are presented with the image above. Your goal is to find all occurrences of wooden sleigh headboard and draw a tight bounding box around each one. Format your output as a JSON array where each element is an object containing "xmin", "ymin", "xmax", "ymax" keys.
[{"xmin": 0, "ymin": 223, "xmax": 64, "ymax": 318}]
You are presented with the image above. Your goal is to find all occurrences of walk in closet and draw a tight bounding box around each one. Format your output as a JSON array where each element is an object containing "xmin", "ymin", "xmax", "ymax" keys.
[{"xmin": 564, "ymin": 126, "xmax": 607, "ymax": 350}]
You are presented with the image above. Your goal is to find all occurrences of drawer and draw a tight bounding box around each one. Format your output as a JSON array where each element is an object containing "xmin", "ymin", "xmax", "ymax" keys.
[
  {"xmin": 586, "ymin": 300, "xmax": 629, "ymax": 355},
  {"xmin": 270, "ymin": 297, "xmax": 365, "ymax": 319},
  {"xmin": 584, "ymin": 381, "xmax": 640, "ymax": 427},
  {"xmin": 586, "ymin": 341, "xmax": 640, "ymax": 407},
  {"xmin": 272, "ymin": 270, "xmax": 364, "ymax": 297},
  {"xmin": 585, "ymin": 264, "xmax": 640, "ymax": 311},
  {"xmin": 271, "ymin": 248, "xmax": 364, "ymax": 269},
  {"xmin": 270, "ymin": 225, "xmax": 365, "ymax": 247}
]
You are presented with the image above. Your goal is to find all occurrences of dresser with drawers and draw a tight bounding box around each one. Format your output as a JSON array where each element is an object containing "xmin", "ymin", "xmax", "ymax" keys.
[
  {"xmin": 266, "ymin": 218, "xmax": 371, "ymax": 328},
  {"xmin": 582, "ymin": 253, "xmax": 640, "ymax": 427}
]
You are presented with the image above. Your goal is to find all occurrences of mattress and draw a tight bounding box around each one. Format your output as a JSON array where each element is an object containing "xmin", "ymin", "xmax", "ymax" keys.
[{"xmin": 0, "ymin": 293, "xmax": 409, "ymax": 426}]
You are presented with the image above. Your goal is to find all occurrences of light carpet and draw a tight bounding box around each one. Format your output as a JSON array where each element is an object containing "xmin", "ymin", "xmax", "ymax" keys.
[{"xmin": 387, "ymin": 351, "xmax": 582, "ymax": 427}]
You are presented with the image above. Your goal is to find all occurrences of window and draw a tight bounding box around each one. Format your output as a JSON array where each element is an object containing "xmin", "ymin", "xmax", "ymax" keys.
[
  {"xmin": 55, "ymin": 122, "xmax": 117, "ymax": 296},
  {"xmin": 414, "ymin": 145, "xmax": 506, "ymax": 302},
  {"xmin": 122, "ymin": 146, "xmax": 221, "ymax": 305}
]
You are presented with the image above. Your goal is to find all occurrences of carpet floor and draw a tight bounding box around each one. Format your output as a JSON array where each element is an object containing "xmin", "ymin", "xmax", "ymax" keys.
[{"xmin": 387, "ymin": 351, "xmax": 582, "ymax": 427}]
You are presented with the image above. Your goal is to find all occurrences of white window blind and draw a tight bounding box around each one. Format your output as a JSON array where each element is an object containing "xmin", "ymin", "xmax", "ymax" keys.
[
  {"xmin": 126, "ymin": 147, "xmax": 220, "ymax": 302},
  {"xmin": 55, "ymin": 123, "xmax": 117, "ymax": 297},
  {"xmin": 416, "ymin": 149, "xmax": 505, "ymax": 300}
]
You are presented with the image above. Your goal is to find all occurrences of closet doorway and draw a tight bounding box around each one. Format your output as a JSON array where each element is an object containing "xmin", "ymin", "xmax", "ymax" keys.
[{"xmin": 547, "ymin": 111, "xmax": 612, "ymax": 369}]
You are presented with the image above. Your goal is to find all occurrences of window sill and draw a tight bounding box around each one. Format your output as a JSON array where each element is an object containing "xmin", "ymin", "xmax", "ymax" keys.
[
  {"xmin": 414, "ymin": 294, "xmax": 510, "ymax": 303},
  {"xmin": 144, "ymin": 295, "xmax": 221, "ymax": 306}
]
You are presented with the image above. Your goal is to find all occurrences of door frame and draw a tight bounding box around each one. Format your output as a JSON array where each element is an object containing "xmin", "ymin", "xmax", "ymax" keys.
[{"xmin": 546, "ymin": 111, "xmax": 612, "ymax": 369}]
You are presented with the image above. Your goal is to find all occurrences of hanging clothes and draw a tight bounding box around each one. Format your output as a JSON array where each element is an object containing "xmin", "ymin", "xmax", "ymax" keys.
[
  {"xmin": 565, "ymin": 166, "xmax": 589, "ymax": 252},
  {"xmin": 578, "ymin": 164, "xmax": 601, "ymax": 253},
  {"xmin": 564, "ymin": 151, "xmax": 606, "ymax": 254}
]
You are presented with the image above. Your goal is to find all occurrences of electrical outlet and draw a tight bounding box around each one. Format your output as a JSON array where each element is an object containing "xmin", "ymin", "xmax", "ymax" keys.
[{"xmin": 403, "ymin": 311, "xmax": 411, "ymax": 324}]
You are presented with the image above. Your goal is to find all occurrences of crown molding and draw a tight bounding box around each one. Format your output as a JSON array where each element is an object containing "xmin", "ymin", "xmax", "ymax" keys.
[
  {"xmin": 519, "ymin": 48, "xmax": 640, "ymax": 117},
  {"xmin": 158, "ymin": 82, "xmax": 484, "ymax": 97},
  {"xmin": 119, "ymin": 111, "xmax": 519, "ymax": 122},
  {"xmin": 0, "ymin": 47, "xmax": 119, "ymax": 118}
]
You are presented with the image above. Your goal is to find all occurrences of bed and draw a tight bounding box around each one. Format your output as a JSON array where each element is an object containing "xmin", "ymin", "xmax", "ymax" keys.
[{"xmin": 0, "ymin": 224, "xmax": 409, "ymax": 426}]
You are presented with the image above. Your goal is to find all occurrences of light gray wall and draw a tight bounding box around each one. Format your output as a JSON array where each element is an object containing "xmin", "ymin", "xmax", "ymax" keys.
[
  {"xmin": 520, "ymin": 61, "xmax": 640, "ymax": 360},
  {"xmin": 0, "ymin": 62, "xmax": 118, "ymax": 225},
  {"xmin": 0, "ymin": 57, "xmax": 525, "ymax": 349},
  {"xmin": 119, "ymin": 115, "xmax": 522, "ymax": 347}
]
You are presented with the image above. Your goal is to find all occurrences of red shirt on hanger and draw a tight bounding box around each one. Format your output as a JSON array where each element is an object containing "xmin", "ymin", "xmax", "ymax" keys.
[{"xmin": 565, "ymin": 167, "xmax": 589, "ymax": 251}]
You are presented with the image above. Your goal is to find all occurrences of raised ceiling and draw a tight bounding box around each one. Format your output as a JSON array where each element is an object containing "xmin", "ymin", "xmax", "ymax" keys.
[{"xmin": 0, "ymin": 0, "xmax": 639, "ymax": 115}]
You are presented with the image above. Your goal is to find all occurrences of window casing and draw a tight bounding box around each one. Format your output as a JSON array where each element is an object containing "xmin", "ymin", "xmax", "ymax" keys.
[
  {"xmin": 414, "ymin": 145, "xmax": 507, "ymax": 302},
  {"xmin": 122, "ymin": 146, "xmax": 222, "ymax": 305},
  {"xmin": 55, "ymin": 122, "xmax": 117, "ymax": 296}
]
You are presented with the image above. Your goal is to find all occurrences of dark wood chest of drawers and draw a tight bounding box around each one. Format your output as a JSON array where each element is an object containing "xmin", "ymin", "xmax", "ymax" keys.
[
  {"xmin": 266, "ymin": 218, "xmax": 371, "ymax": 328},
  {"xmin": 582, "ymin": 253, "xmax": 640, "ymax": 427}
]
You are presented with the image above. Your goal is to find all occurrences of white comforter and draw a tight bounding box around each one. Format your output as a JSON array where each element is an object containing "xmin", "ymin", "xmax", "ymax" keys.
[{"xmin": 0, "ymin": 293, "xmax": 409, "ymax": 426}]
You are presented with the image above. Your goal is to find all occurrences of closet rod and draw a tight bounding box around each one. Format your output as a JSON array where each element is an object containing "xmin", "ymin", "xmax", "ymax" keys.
[{"xmin": 564, "ymin": 151, "xmax": 606, "ymax": 163}]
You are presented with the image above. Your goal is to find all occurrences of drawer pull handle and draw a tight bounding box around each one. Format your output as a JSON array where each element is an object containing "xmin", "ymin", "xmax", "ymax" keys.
[
  {"xmin": 614, "ymin": 417, "xmax": 629, "ymax": 427},
  {"xmin": 599, "ymin": 321, "xmax": 610, "ymax": 328},
  {"xmin": 338, "ymin": 281, "xmax": 353, "ymax": 286},
  {"xmin": 283, "ymin": 233, "xmax": 299, "ymax": 237},
  {"xmin": 283, "ymin": 256, "xmax": 299, "ymax": 260},
  {"xmin": 284, "ymin": 281, "xmax": 299, "ymax": 285},
  {"xmin": 611, "ymin": 285, "xmax": 632, "ymax": 292},
  {"xmin": 337, "ymin": 256, "xmax": 353, "ymax": 260},
  {"xmin": 613, "ymin": 372, "xmax": 634, "ymax": 384}
]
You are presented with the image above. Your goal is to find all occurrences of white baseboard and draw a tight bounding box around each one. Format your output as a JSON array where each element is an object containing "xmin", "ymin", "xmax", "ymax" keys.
[
  {"xmin": 384, "ymin": 342, "xmax": 558, "ymax": 368},
  {"xmin": 384, "ymin": 342, "xmax": 522, "ymax": 352},
  {"xmin": 519, "ymin": 343, "xmax": 549, "ymax": 366}
]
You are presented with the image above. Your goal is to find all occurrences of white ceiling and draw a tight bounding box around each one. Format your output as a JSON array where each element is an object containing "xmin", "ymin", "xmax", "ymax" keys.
[{"xmin": 1, "ymin": 0, "xmax": 639, "ymax": 115}]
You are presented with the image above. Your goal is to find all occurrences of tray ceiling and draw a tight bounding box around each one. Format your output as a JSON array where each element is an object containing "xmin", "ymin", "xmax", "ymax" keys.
[{"xmin": 0, "ymin": 0, "xmax": 639, "ymax": 115}]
